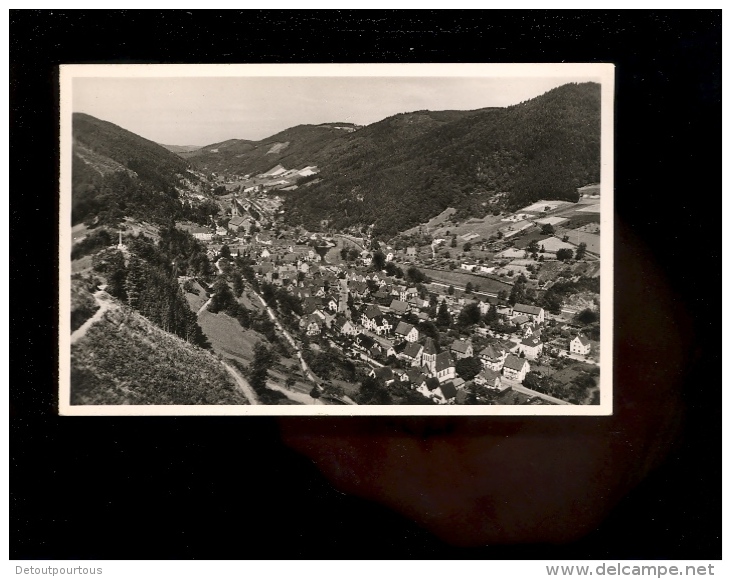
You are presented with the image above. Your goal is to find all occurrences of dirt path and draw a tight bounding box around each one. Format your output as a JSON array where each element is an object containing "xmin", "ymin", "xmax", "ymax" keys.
[
  {"xmin": 197, "ymin": 296, "xmax": 213, "ymax": 316},
  {"xmin": 267, "ymin": 381, "xmax": 322, "ymax": 405},
  {"xmin": 222, "ymin": 361, "xmax": 258, "ymax": 405},
  {"xmin": 71, "ymin": 291, "xmax": 116, "ymax": 344}
]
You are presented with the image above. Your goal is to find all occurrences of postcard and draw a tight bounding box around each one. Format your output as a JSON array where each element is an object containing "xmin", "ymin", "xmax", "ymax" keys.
[{"xmin": 60, "ymin": 63, "xmax": 614, "ymax": 415}]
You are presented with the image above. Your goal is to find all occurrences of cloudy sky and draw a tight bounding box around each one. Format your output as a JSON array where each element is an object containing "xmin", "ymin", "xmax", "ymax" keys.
[{"xmin": 71, "ymin": 66, "xmax": 600, "ymax": 146}]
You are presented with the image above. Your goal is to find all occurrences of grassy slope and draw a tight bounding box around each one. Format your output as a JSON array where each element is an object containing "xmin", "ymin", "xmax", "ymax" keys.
[{"xmin": 71, "ymin": 303, "xmax": 247, "ymax": 405}]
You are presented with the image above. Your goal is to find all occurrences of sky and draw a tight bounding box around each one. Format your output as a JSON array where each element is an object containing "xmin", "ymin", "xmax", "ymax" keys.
[{"xmin": 72, "ymin": 72, "xmax": 598, "ymax": 146}]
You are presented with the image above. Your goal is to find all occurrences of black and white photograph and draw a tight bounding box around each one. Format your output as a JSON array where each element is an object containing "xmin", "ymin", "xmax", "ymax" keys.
[
  {"xmin": 12, "ymin": 10, "xmax": 721, "ymax": 568},
  {"xmin": 60, "ymin": 63, "xmax": 613, "ymax": 415}
]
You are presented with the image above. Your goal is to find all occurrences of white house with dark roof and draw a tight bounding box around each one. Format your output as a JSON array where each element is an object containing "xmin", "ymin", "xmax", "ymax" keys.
[
  {"xmin": 512, "ymin": 303, "xmax": 545, "ymax": 324},
  {"xmin": 388, "ymin": 299, "xmax": 410, "ymax": 315},
  {"xmin": 399, "ymin": 342, "xmax": 424, "ymax": 366},
  {"xmin": 394, "ymin": 321, "xmax": 419, "ymax": 343},
  {"xmin": 518, "ymin": 336, "xmax": 544, "ymax": 360},
  {"xmin": 475, "ymin": 368, "xmax": 502, "ymax": 389},
  {"xmin": 479, "ymin": 344, "xmax": 507, "ymax": 371},
  {"xmin": 369, "ymin": 366, "xmax": 395, "ymax": 385},
  {"xmin": 502, "ymin": 354, "xmax": 530, "ymax": 382},
  {"xmin": 570, "ymin": 335, "xmax": 592, "ymax": 355},
  {"xmin": 450, "ymin": 339, "xmax": 473, "ymax": 360}
]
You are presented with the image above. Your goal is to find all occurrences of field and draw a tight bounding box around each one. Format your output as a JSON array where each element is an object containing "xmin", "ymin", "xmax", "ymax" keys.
[
  {"xmin": 431, "ymin": 213, "xmax": 504, "ymax": 241},
  {"xmin": 577, "ymin": 204, "xmax": 601, "ymax": 213},
  {"xmin": 182, "ymin": 280, "xmax": 208, "ymax": 312},
  {"xmin": 198, "ymin": 309, "xmax": 264, "ymax": 365},
  {"xmin": 72, "ymin": 223, "xmax": 90, "ymax": 244},
  {"xmin": 422, "ymin": 267, "xmax": 513, "ymax": 294},
  {"xmin": 519, "ymin": 200, "xmax": 572, "ymax": 213},
  {"xmin": 71, "ymin": 254, "xmax": 94, "ymax": 275}
]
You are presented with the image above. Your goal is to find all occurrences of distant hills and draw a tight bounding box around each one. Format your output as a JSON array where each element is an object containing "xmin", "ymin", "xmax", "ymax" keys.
[
  {"xmin": 178, "ymin": 82, "xmax": 600, "ymax": 236},
  {"xmin": 160, "ymin": 144, "xmax": 203, "ymax": 154},
  {"xmin": 281, "ymin": 82, "xmax": 601, "ymax": 235},
  {"xmin": 72, "ymin": 82, "xmax": 601, "ymax": 236},
  {"xmin": 180, "ymin": 122, "xmax": 362, "ymax": 176},
  {"xmin": 73, "ymin": 112, "xmax": 190, "ymax": 182}
]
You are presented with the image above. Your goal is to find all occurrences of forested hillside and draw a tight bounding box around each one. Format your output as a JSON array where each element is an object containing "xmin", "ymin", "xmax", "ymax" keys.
[
  {"xmin": 183, "ymin": 123, "xmax": 361, "ymax": 176},
  {"xmin": 72, "ymin": 113, "xmax": 215, "ymax": 227},
  {"xmin": 281, "ymin": 82, "xmax": 600, "ymax": 235}
]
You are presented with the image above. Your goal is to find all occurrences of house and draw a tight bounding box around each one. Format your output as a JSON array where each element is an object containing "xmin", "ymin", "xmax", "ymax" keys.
[
  {"xmin": 403, "ymin": 287, "xmax": 418, "ymax": 302},
  {"xmin": 369, "ymin": 366, "xmax": 395, "ymax": 386},
  {"xmin": 523, "ymin": 323, "xmax": 540, "ymax": 337},
  {"xmin": 301, "ymin": 314, "xmax": 322, "ymax": 336},
  {"xmin": 302, "ymin": 296, "xmax": 323, "ymax": 315},
  {"xmin": 335, "ymin": 317, "xmax": 358, "ymax": 336},
  {"xmin": 394, "ymin": 321, "xmax": 419, "ymax": 343},
  {"xmin": 502, "ymin": 354, "xmax": 530, "ymax": 382},
  {"xmin": 511, "ymin": 315, "xmax": 531, "ymax": 329},
  {"xmin": 435, "ymin": 351, "xmax": 456, "ymax": 383},
  {"xmin": 450, "ymin": 339, "xmax": 474, "ymax": 360},
  {"xmin": 399, "ymin": 342, "xmax": 424, "ymax": 366},
  {"xmin": 371, "ymin": 315, "xmax": 393, "ymax": 336},
  {"xmin": 405, "ymin": 247, "xmax": 417, "ymax": 258},
  {"xmin": 354, "ymin": 333, "xmax": 378, "ymax": 353},
  {"xmin": 389, "ymin": 299, "xmax": 410, "ymax": 315},
  {"xmin": 475, "ymin": 368, "xmax": 503, "ymax": 389},
  {"xmin": 361, "ymin": 304, "xmax": 383, "ymax": 330},
  {"xmin": 438, "ymin": 382, "xmax": 458, "ymax": 404},
  {"xmin": 512, "ymin": 303, "xmax": 545, "ymax": 324},
  {"xmin": 416, "ymin": 377, "xmax": 442, "ymax": 400},
  {"xmin": 518, "ymin": 336, "xmax": 544, "ymax": 359},
  {"xmin": 190, "ymin": 226, "xmax": 213, "ymax": 242},
  {"xmin": 421, "ymin": 337, "xmax": 438, "ymax": 373},
  {"xmin": 570, "ymin": 335, "xmax": 592, "ymax": 355},
  {"xmin": 349, "ymin": 281, "xmax": 369, "ymax": 299},
  {"xmin": 479, "ymin": 344, "xmax": 507, "ymax": 371},
  {"xmin": 403, "ymin": 370, "xmax": 425, "ymax": 388}
]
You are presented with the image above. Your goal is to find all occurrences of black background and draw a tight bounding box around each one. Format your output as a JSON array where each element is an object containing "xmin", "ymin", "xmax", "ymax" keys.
[{"xmin": 10, "ymin": 10, "xmax": 721, "ymax": 559}]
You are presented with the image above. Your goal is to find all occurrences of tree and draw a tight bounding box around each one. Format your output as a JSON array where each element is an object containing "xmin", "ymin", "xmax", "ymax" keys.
[
  {"xmin": 309, "ymin": 386, "xmax": 321, "ymax": 399},
  {"xmin": 448, "ymin": 285, "xmax": 455, "ymax": 295},
  {"xmin": 455, "ymin": 357, "xmax": 482, "ymax": 381},
  {"xmin": 248, "ymin": 342, "xmax": 276, "ymax": 391},
  {"xmin": 465, "ymin": 282, "xmax": 473, "ymax": 294},
  {"xmin": 541, "ymin": 224, "xmax": 555, "ymax": 235},
  {"xmin": 450, "ymin": 236, "xmax": 457, "ymax": 248},
  {"xmin": 463, "ymin": 242, "xmax": 472, "ymax": 252},
  {"xmin": 575, "ymin": 242, "xmax": 587, "ymax": 260},
  {"xmin": 556, "ymin": 248, "xmax": 574, "ymax": 262},
  {"xmin": 527, "ymin": 239, "xmax": 540, "ymax": 254},
  {"xmin": 437, "ymin": 300, "xmax": 452, "ymax": 329},
  {"xmin": 232, "ymin": 272, "xmax": 244, "ymax": 297},
  {"xmin": 356, "ymin": 376, "xmax": 391, "ymax": 405},
  {"xmin": 372, "ymin": 250, "xmax": 386, "ymax": 271},
  {"xmin": 457, "ymin": 302, "xmax": 481, "ymax": 328},
  {"xmin": 219, "ymin": 244, "xmax": 231, "ymax": 260},
  {"xmin": 285, "ymin": 377, "xmax": 296, "ymax": 390}
]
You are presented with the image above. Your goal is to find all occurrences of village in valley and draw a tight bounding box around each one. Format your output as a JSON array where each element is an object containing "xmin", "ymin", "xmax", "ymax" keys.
[
  {"xmin": 68, "ymin": 77, "xmax": 605, "ymax": 409},
  {"xmin": 166, "ymin": 172, "xmax": 601, "ymax": 407}
]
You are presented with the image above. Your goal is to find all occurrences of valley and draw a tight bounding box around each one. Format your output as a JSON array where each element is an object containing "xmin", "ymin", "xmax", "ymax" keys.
[{"xmin": 68, "ymin": 81, "xmax": 604, "ymax": 407}]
